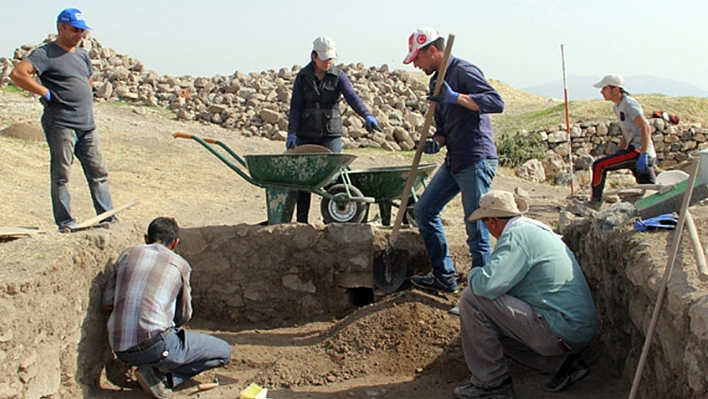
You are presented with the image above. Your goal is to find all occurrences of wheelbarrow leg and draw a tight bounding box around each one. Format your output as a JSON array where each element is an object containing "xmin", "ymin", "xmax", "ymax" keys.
[
  {"xmin": 265, "ymin": 187, "xmax": 298, "ymax": 225},
  {"xmin": 379, "ymin": 201, "xmax": 393, "ymax": 226}
]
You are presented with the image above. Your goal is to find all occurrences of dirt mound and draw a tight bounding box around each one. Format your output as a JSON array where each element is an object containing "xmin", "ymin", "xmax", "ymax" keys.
[
  {"xmin": 223, "ymin": 290, "xmax": 460, "ymax": 389},
  {"xmin": 0, "ymin": 122, "xmax": 45, "ymax": 142}
]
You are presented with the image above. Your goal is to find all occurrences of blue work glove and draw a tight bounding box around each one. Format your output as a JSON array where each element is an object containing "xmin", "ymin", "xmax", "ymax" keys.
[
  {"xmin": 286, "ymin": 133, "xmax": 296, "ymax": 150},
  {"xmin": 636, "ymin": 153, "xmax": 649, "ymax": 172},
  {"xmin": 423, "ymin": 139, "xmax": 440, "ymax": 154},
  {"xmin": 365, "ymin": 115, "xmax": 381, "ymax": 132},
  {"xmin": 427, "ymin": 81, "xmax": 459, "ymax": 104},
  {"xmin": 39, "ymin": 90, "xmax": 52, "ymax": 107}
]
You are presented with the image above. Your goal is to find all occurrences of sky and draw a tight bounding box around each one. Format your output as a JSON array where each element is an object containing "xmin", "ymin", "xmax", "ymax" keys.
[{"xmin": 2, "ymin": 0, "xmax": 707, "ymax": 94}]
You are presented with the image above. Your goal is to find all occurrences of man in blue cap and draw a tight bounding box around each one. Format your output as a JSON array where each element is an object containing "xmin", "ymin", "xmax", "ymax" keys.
[{"xmin": 10, "ymin": 8, "xmax": 116, "ymax": 232}]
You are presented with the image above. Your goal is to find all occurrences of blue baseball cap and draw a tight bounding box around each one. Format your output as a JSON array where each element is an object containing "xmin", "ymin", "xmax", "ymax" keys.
[{"xmin": 57, "ymin": 8, "xmax": 91, "ymax": 30}]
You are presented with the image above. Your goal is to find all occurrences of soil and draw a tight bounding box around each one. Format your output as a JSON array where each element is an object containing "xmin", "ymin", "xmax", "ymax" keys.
[{"xmin": 0, "ymin": 90, "xmax": 631, "ymax": 399}]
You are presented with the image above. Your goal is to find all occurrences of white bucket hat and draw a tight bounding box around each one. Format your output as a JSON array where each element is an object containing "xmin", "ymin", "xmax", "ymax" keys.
[{"xmin": 468, "ymin": 190, "xmax": 529, "ymax": 222}]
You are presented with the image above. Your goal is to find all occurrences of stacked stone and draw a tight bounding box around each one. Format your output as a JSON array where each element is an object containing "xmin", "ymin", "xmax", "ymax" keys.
[
  {"xmin": 0, "ymin": 35, "xmax": 431, "ymax": 151},
  {"xmin": 518, "ymin": 119, "xmax": 707, "ymax": 173}
]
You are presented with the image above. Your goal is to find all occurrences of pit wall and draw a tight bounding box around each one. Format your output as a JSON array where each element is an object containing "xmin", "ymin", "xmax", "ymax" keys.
[
  {"xmin": 564, "ymin": 218, "xmax": 708, "ymax": 399},
  {"xmin": 0, "ymin": 224, "xmax": 141, "ymax": 399},
  {"xmin": 177, "ymin": 223, "xmax": 428, "ymax": 328}
]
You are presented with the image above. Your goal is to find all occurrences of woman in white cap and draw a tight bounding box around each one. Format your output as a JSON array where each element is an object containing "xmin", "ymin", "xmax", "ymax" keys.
[{"xmin": 286, "ymin": 36, "xmax": 380, "ymax": 223}]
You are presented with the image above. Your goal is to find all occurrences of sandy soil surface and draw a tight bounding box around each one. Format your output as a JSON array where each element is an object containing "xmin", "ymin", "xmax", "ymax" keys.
[{"xmin": 0, "ymin": 90, "xmax": 630, "ymax": 398}]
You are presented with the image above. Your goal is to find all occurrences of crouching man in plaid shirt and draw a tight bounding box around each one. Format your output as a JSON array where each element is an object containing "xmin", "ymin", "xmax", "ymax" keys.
[{"xmin": 103, "ymin": 217, "xmax": 231, "ymax": 398}]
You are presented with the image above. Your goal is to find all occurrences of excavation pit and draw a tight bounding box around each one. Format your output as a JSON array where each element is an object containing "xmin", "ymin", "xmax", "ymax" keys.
[{"xmin": 1, "ymin": 212, "xmax": 708, "ymax": 398}]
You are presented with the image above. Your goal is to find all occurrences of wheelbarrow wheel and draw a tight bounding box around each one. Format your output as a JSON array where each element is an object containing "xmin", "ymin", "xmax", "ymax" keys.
[{"xmin": 321, "ymin": 184, "xmax": 368, "ymax": 224}]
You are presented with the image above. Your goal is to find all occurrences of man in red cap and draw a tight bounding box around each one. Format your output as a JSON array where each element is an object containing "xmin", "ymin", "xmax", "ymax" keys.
[
  {"xmin": 403, "ymin": 27, "xmax": 505, "ymax": 293},
  {"xmin": 10, "ymin": 8, "xmax": 115, "ymax": 232}
]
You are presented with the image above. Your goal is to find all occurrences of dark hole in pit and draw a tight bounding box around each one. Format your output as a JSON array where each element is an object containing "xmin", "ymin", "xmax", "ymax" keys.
[{"xmin": 348, "ymin": 287, "xmax": 375, "ymax": 307}]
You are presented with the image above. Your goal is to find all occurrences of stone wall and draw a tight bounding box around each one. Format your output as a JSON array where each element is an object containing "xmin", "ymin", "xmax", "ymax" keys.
[
  {"xmin": 564, "ymin": 213, "xmax": 708, "ymax": 399},
  {"xmin": 0, "ymin": 35, "xmax": 431, "ymax": 152},
  {"xmin": 524, "ymin": 119, "xmax": 708, "ymax": 172}
]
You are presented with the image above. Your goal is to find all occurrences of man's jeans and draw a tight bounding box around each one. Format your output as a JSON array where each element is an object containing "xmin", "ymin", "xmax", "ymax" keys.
[
  {"xmin": 115, "ymin": 328, "xmax": 232, "ymax": 388},
  {"xmin": 42, "ymin": 123, "xmax": 114, "ymax": 228},
  {"xmin": 414, "ymin": 159, "xmax": 497, "ymax": 282}
]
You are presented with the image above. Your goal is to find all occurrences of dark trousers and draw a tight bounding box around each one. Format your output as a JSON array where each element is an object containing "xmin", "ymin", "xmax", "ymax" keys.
[
  {"xmin": 294, "ymin": 136, "xmax": 342, "ymax": 223},
  {"xmin": 591, "ymin": 147, "xmax": 656, "ymax": 201}
]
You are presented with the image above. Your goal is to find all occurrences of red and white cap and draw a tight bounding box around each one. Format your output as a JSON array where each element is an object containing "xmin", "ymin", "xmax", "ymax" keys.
[{"xmin": 403, "ymin": 27, "xmax": 441, "ymax": 64}]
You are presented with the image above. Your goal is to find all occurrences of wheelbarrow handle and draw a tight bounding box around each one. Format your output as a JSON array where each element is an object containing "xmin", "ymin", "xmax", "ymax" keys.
[
  {"xmin": 172, "ymin": 132, "xmax": 192, "ymax": 139},
  {"xmin": 203, "ymin": 137, "xmax": 218, "ymax": 144}
]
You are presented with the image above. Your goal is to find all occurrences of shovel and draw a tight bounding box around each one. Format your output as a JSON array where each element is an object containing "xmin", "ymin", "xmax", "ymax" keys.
[{"xmin": 373, "ymin": 34, "xmax": 456, "ymax": 293}]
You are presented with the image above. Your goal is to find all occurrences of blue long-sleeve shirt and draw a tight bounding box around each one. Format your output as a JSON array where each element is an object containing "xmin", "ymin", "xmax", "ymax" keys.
[{"xmin": 432, "ymin": 56, "xmax": 504, "ymax": 173}]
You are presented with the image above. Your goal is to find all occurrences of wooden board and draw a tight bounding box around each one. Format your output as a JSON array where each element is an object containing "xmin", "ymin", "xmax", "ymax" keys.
[{"xmin": 0, "ymin": 227, "xmax": 44, "ymax": 238}]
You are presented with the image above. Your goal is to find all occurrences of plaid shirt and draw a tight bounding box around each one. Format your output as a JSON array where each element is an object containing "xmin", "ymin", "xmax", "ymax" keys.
[{"xmin": 103, "ymin": 243, "xmax": 192, "ymax": 352}]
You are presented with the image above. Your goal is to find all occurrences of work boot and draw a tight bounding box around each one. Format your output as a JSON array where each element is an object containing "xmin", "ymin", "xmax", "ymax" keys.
[
  {"xmin": 135, "ymin": 365, "xmax": 172, "ymax": 399},
  {"xmin": 454, "ymin": 377, "xmax": 515, "ymax": 399},
  {"xmin": 542, "ymin": 354, "xmax": 589, "ymax": 392},
  {"xmin": 410, "ymin": 272, "xmax": 458, "ymax": 293}
]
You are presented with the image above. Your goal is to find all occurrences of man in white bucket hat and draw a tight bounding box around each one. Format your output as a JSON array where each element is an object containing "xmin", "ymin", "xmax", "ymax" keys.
[{"xmin": 454, "ymin": 190, "xmax": 597, "ymax": 399}]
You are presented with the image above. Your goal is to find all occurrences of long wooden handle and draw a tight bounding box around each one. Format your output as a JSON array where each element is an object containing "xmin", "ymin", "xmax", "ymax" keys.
[
  {"xmin": 390, "ymin": 34, "xmax": 455, "ymax": 243},
  {"xmin": 685, "ymin": 212, "xmax": 708, "ymax": 281},
  {"xmin": 73, "ymin": 200, "xmax": 140, "ymax": 229},
  {"xmin": 628, "ymin": 158, "xmax": 700, "ymax": 399},
  {"xmin": 172, "ymin": 131, "xmax": 191, "ymax": 139}
]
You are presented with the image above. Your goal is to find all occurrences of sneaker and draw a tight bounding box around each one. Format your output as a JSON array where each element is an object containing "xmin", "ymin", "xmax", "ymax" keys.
[
  {"xmin": 448, "ymin": 305, "xmax": 460, "ymax": 316},
  {"xmin": 454, "ymin": 377, "xmax": 515, "ymax": 399},
  {"xmin": 58, "ymin": 224, "xmax": 76, "ymax": 233},
  {"xmin": 135, "ymin": 365, "xmax": 172, "ymax": 399},
  {"xmin": 542, "ymin": 355, "xmax": 589, "ymax": 392},
  {"xmin": 588, "ymin": 199, "xmax": 603, "ymax": 211},
  {"xmin": 410, "ymin": 272, "xmax": 458, "ymax": 293}
]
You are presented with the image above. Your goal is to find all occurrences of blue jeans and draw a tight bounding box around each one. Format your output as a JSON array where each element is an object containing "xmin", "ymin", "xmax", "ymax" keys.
[
  {"xmin": 295, "ymin": 136, "xmax": 342, "ymax": 223},
  {"xmin": 115, "ymin": 328, "xmax": 231, "ymax": 388},
  {"xmin": 42, "ymin": 123, "xmax": 114, "ymax": 228},
  {"xmin": 414, "ymin": 159, "xmax": 497, "ymax": 282}
]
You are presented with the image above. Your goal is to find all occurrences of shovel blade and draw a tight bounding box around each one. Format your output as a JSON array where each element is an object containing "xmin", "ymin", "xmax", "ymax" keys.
[{"xmin": 373, "ymin": 248, "xmax": 408, "ymax": 294}]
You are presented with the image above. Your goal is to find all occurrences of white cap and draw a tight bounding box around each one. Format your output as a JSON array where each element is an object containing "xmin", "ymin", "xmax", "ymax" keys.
[
  {"xmin": 313, "ymin": 36, "xmax": 337, "ymax": 60},
  {"xmin": 593, "ymin": 74, "xmax": 625, "ymax": 88},
  {"xmin": 403, "ymin": 27, "xmax": 441, "ymax": 64}
]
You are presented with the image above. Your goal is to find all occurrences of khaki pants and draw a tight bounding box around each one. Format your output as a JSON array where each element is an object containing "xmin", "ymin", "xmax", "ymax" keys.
[{"xmin": 459, "ymin": 287, "xmax": 581, "ymax": 388}]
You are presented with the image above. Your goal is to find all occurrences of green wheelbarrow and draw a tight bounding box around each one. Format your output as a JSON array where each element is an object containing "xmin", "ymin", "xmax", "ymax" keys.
[
  {"xmin": 173, "ymin": 132, "xmax": 374, "ymax": 225},
  {"xmin": 322, "ymin": 163, "xmax": 439, "ymax": 225}
]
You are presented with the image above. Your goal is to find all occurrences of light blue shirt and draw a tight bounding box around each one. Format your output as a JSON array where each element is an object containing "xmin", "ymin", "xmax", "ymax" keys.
[{"xmin": 468, "ymin": 219, "xmax": 597, "ymax": 346}]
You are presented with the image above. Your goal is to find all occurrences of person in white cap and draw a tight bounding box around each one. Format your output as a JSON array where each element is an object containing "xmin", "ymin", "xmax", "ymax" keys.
[
  {"xmin": 403, "ymin": 27, "xmax": 505, "ymax": 293},
  {"xmin": 589, "ymin": 74, "xmax": 656, "ymax": 210},
  {"xmin": 287, "ymin": 36, "xmax": 380, "ymax": 223},
  {"xmin": 10, "ymin": 8, "xmax": 116, "ymax": 232},
  {"xmin": 455, "ymin": 190, "xmax": 597, "ymax": 399}
]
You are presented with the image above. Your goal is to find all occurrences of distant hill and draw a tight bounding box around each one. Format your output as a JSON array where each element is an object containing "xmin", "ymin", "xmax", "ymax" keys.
[{"xmin": 523, "ymin": 75, "xmax": 708, "ymax": 100}]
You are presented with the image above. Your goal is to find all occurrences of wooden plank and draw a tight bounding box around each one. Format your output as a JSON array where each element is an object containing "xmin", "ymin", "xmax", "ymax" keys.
[
  {"xmin": 0, "ymin": 227, "xmax": 44, "ymax": 237},
  {"xmin": 73, "ymin": 200, "xmax": 140, "ymax": 229}
]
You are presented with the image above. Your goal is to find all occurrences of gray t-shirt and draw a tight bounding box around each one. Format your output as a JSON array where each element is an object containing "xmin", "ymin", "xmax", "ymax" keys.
[
  {"xmin": 26, "ymin": 41, "xmax": 95, "ymax": 130},
  {"xmin": 614, "ymin": 95, "xmax": 656, "ymax": 158}
]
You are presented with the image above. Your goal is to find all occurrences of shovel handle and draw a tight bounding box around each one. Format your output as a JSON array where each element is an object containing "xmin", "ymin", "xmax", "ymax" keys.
[
  {"xmin": 390, "ymin": 33, "xmax": 455, "ymax": 243},
  {"xmin": 172, "ymin": 131, "xmax": 192, "ymax": 139},
  {"xmin": 198, "ymin": 382, "xmax": 219, "ymax": 391}
]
